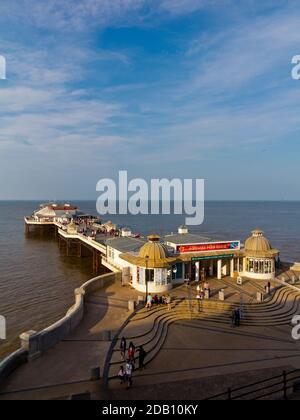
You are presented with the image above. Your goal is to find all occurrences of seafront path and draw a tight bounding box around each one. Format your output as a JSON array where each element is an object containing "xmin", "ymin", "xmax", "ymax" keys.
[
  {"xmin": 0, "ymin": 280, "xmax": 140, "ymax": 400},
  {"xmin": 107, "ymin": 273, "xmax": 300, "ymax": 400},
  {"xmin": 1, "ymin": 272, "xmax": 300, "ymax": 400}
]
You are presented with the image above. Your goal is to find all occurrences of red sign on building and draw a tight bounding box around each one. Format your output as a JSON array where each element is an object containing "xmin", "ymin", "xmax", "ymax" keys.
[{"xmin": 177, "ymin": 241, "xmax": 240, "ymax": 254}]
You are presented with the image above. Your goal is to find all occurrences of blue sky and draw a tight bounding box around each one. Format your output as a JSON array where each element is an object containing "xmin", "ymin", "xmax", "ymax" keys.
[{"xmin": 0, "ymin": 0, "xmax": 300, "ymax": 200}]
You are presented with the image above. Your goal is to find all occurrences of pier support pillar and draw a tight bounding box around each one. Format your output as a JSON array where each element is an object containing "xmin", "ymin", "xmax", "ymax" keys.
[
  {"xmin": 209, "ymin": 261, "xmax": 214, "ymax": 277},
  {"xmin": 217, "ymin": 259, "xmax": 222, "ymax": 280},
  {"xmin": 77, "ymin": 242, "xmax": 82, "ymax": 258},
  {"xmin": 230, "ymin": 259, "xmax": 234, "ymax": 278},
  {"xmin": 93, "ymin": 250, "xmax": 100, "ymax": 273},
  {"xmin": 195, "ymin": 261, "xmax": 200, "ymax": 282}
]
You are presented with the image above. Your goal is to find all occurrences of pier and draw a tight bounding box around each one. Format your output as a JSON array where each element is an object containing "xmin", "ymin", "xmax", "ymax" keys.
[
  {"xmin": 24, "ymin": 216, "xmax": 117, "ymax": 274},
  {"xmin": 0, "ymin": 205, "xmax": 296, "ymax": 400}
]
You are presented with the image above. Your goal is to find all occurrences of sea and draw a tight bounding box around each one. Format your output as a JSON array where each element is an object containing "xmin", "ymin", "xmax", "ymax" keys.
[{"xmin": 0, "ymin": 200, "xmax": 299, "ymax": 360}]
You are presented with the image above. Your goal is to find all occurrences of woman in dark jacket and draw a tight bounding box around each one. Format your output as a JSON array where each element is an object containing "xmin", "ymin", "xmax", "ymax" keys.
[
  {"xmin": 120, "ymin": 337, "xmax": 127, "ymax": 360},
  {"xmin": 138, "ymin": 346, "xmax": 147, "ymax": 370}
]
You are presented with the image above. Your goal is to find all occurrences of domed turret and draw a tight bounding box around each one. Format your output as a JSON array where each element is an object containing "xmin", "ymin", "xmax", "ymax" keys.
[
  {"xmin": 243, "ymin": 229, "xmax": 279, "ymax": 280},
  {"xmin": 245, "ymin": 229, "xmax": 272, "ymax": 253},
  {"xmin": 139, "ymin": 235, "xmax": 169, "ymax": 261}
]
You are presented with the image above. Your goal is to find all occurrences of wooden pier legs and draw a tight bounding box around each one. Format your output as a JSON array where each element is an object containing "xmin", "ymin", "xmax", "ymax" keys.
[
  {"xmin": 77, "ymin": 242, "xmax": 82, "ymax": 258},
  {"xmin": 93, "ymin": 250, "xmax": 100, "ymax": 273},
  {"xmin": 57, "ymin": 236, "xmax": 101, "ymax": 274}
]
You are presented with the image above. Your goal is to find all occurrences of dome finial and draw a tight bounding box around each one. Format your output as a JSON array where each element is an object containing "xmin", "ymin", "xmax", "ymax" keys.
[{"xmin": 252, "ymin": 229, "xmax": 264, "ymax": 237}]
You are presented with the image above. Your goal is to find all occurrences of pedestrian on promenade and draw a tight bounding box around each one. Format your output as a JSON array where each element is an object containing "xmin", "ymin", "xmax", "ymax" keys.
[
  {"xmin": 138, "ymin": 346, "xmax": 147, "ymax": 370},
  {"xmin": 159, "ymin": 295, "xmax": 165, "ymax": 305},
  {"xmin": 120, "ymin": 337, "xmax": 127, "ymax": 360},
  {"xmin": 146, "ymin": 293, "xmax": 152, "ymax": 308},
  {"xmin": 166, "ymin": 294, "xmax": 172, "ymax": 311},
  {"xmin": 125, "ymin": 360, "xmax": 133, "ymax": 389},
  {"xmin": 235, "ymin": 308, "xmax": 241, "ymax": 327},
  {"xmin": 231, "ymin": 309, "xmax": 236, "ymax": 327},
  {"xmin": 118, "ymin": 366, "xmax": 125, "ymax": 385},
  {"xmin": 128, "ymin": 342, "xmax": 136, "ymax": 365},
  {"xmin": 153, "ymin": 295, "xmax": 159, "ymax": 305},
  {"xmin": 196, "ymin": 294, "xmax": 202, "ymax": 313}
]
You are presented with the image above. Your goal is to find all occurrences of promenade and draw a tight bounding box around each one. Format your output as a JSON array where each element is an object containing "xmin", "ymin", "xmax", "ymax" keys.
[
  {"xmin": 1, "ymin": 272, "xmax": 300, "ymax": 400},
  {"xmin": 0, "ymin": 281, "xmax": 139, "ymax": 400}
]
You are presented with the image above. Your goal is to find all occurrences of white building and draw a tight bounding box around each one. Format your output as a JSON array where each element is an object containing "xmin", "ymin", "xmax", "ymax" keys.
[
  {"xmin": 33, "ymin": 203, "xmax": 78, "ymax": 223},
  {"xmin": 104, "ymin": 227, "xmax": 279, "ymax": 294}
]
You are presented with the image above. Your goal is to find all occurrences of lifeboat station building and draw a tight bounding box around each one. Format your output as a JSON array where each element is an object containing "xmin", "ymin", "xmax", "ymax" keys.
[{"xmin": 104, "ymin": 226, "xmax": 279, "ymax": 294}]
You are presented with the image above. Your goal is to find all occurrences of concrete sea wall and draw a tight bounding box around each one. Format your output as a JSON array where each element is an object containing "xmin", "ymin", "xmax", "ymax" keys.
[{"xmin": 0, "ymin": 272, "xmax": 119, "ymax": 385}]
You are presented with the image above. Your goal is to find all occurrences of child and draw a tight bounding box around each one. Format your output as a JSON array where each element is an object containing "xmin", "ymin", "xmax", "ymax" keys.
[
  {"xmin": 118, "ymin": 366, "xmax": 125, "ymax": 385},
  {"xmin": 125, "ymin": 360, "xmax": 133, "ymax": 389}
]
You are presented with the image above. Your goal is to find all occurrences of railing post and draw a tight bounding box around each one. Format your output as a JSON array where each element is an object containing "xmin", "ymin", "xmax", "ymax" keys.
[
  {"xmin": 283, "ymin": 371, "xmax": 287, "ymax": 400},
  {"xmin": 227, "ymin": 388, "xmax": 232, "ymax": 400}
]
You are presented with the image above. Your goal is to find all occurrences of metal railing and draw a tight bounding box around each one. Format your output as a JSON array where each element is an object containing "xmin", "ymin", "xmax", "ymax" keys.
[{"xmin": 205, "ymin": 369, "xmax": 300, "ymax": 400}]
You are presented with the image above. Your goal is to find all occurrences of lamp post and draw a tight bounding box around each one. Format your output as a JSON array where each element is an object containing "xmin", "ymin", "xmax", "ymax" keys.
[{"xmin": 145, "ymin": 255, "xmax": 149, "ymax": 303}]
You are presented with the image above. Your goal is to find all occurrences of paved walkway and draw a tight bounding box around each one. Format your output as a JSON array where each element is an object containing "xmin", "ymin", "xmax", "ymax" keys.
[
  {"xmin": 0, "ymin": 281, "xmax": 140, "ymax": 400},
  {"xmin": 109, "ymin": 318, "xmax": 300, "ymax": 400},
  {"xmin": 1, "ymin": 274, "xmax": 299, "ymax": 400},
  {"xmin": 128, "ymin": 321, "xmax": 300, "ymax": 385},
  {"xmin": 108, "ymin": 276, "xmax": 300, "ymax": 400}
]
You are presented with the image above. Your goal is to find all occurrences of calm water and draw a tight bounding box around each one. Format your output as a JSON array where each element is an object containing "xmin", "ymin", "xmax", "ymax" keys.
[{"xmin": 0, "ymin": 201, "xmax": 300, "ymax": 360}]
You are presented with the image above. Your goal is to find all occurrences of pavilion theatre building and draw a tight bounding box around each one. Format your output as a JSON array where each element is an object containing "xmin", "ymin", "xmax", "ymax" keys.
[{"xmin": 105, "ymin": 226, "xmax": 279, "ymax": 294}]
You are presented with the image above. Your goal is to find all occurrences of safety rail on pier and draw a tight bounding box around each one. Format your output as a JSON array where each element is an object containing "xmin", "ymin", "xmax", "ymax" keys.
[
  {"xmin": 58, "ymin": 228, "xmax": 107, "ymax": 254},
  {"xmin": 24, "ymin": 217, "xmax": 62, "ymax": 228}
]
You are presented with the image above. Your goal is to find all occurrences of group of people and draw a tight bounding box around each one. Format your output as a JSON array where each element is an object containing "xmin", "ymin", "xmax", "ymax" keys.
[
  {"xmin": 196, "ymin": 282, "xmax": 211, "ymax": 299},
  {"xmin": 146, "ymin": 293, "xmax": 172, "ymax": 310},
  {"xmin": 118, "ymin": 338, "xmax": 147, "ymax": 389},
  {"xmin": 265, "ymin": 281, "xmax": 272, "ymax": 295},
  {"xmin": 231, "ymin": 307, "xmax": 242, "ymax": 327}
]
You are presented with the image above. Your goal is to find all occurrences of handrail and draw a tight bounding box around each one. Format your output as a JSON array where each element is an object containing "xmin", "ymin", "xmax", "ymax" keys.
[{"xmin": 205, "ymin": 369, "xmax": 300, "ymax": 400}]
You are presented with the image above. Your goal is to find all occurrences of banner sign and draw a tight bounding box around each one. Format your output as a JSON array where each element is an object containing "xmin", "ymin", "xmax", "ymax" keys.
[
  {"xmin": 192, "ymin": 254, "xmax": 234, "ymax": 262},
  {"xmin": 177, "ymin": 241, "xmax": 240, "ymax": 254}
]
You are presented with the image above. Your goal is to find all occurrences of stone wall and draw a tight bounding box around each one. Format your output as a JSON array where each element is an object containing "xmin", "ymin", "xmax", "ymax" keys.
[
  {"xmin": 0, "ymin": 272, "xmax": 119, "ymax": 384},
  {"xmin": 0, "ymin": 349, "xmax": 28, "ymax": 384}
]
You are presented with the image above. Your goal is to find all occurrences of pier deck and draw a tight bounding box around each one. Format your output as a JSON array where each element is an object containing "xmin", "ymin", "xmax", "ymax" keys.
[{"xmin": 24, "ymin": 217, "xmax": 114, "ymax": 273}]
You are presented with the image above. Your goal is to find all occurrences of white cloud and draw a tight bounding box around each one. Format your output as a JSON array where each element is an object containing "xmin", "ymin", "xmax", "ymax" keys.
[
  {"xmin": 0, "ymin": 0, "xmax": 221, "ymax": 31},
  {"xmin": 159, "ymin": 0, "xmax": 210, "ymax": 15},
  {"xmin": 0, "ymin": 0, "xmax": 149, "ymax": 31},
  {"xmin": 183, "ymin": 10, "xmax": 300, "ymax": 94}
]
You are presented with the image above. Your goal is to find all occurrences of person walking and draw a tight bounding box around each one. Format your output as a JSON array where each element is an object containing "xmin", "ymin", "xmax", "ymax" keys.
[
  {"xmin": 231, "ymin": 309, "xmax": 236, "ymax": 327},
  {"xmin": 235, "ymin": 308, "xmax": 241, "ymax": 327},
  {"xmin": 146, "ymin": 293, "xmax": 152, "ymax": 309},
  {"xmin": 138, "ymin": 346, "xmax": 147, "ymax": 370},
  {"xmin": 166, "ymin": 294, "xmax": 172, "ymax": 311},
  {"xmin": 120, "ymin": 337, "xmax": 127, "ymax": 360},
  {"xmin": 125, "ymin": 360, "xmax": 133, "ymax": 389},
  {"xmin": 118, "ymin": 366, "xmax": 125, "ymax": 385},
  {"xmin": 128, "ymin": 342, "xmax": 136, "ymax": 365}
]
